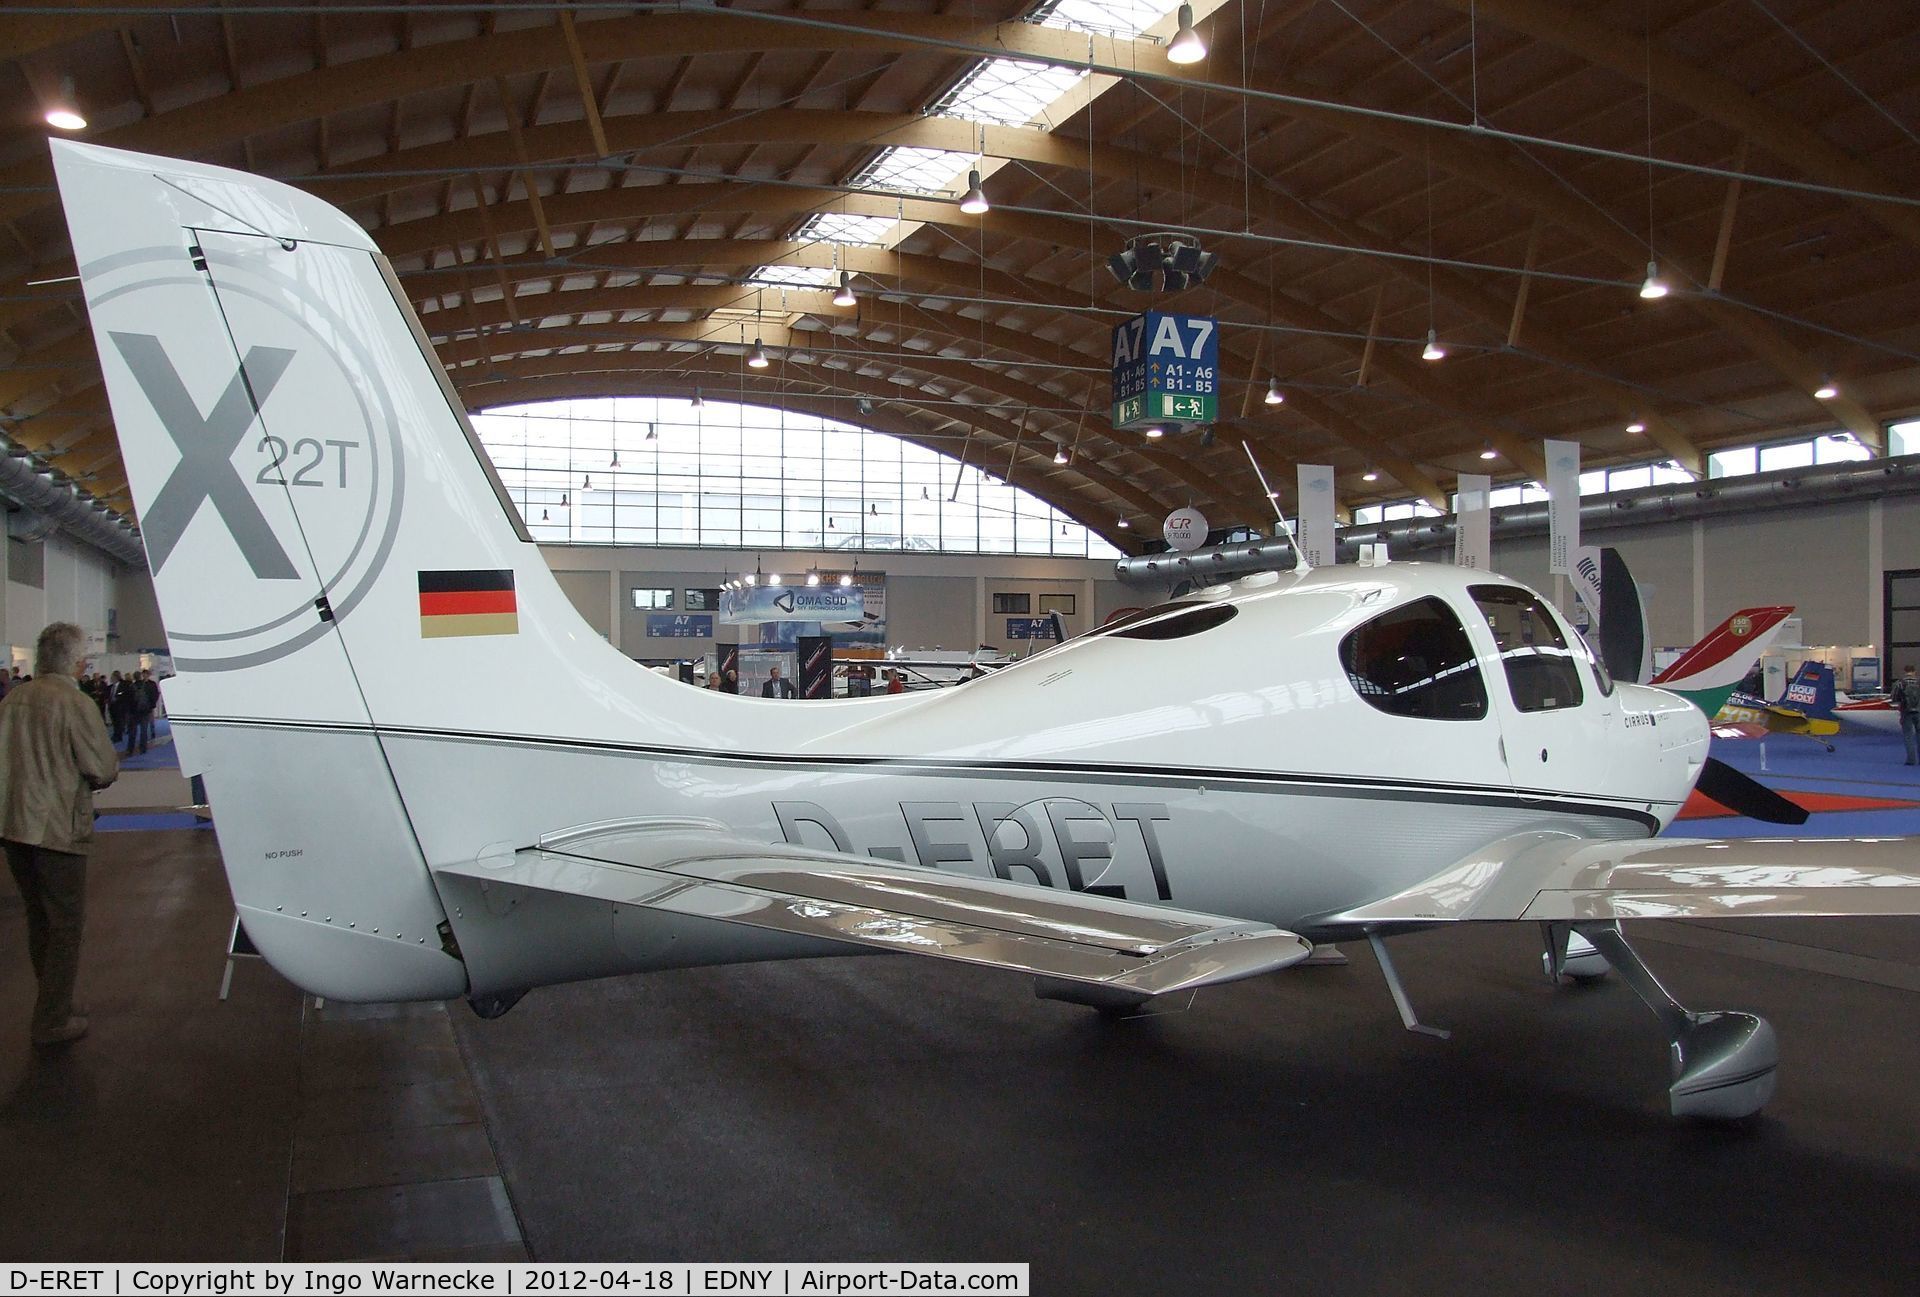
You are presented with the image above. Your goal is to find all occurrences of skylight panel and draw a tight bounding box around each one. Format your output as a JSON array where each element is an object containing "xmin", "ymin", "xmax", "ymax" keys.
[
  {"xmin": 859, "ymin": 146, "xmax": 973, "ymax": 195},
  {"xmin": 937, "ymin": 57, "xmax": 1087, "ymax": 128},
  {"xmin": 798, "ymin": 213, "xmax": 898, "ymax": 245},
  {"xmin": 1036, "ymin": 0, "xmax": 1183, "ymax": 39},
  {"xmin": 750, "ymin": 265, "xmax": 836, "ymax": 288}
]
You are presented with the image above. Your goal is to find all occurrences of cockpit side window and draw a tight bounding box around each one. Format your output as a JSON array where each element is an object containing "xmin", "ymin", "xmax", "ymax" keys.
[
  {"xmin": 1340, "ymin": 597, "xmax": 1489, "ymax": 721},
  {"xmin": 1575, "ymin": 628, "xmax": 1615, "ymax": 696},
  {"xmin": 1469, "ymin": 585, "xmax": 1585, "ymax": 712}
]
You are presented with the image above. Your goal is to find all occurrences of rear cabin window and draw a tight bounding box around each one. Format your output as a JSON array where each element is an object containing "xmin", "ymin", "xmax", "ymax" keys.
[
  {"xmin": 1340, "ymin": 597, "xmax": 1488, "ymax": 721},
  {"xmin": 1094, "ymin": 600, "xmax": 1239, "ymax": 641},
  {"xmin": 1470, "ymin": 585, "xmax": 1585, "ymax": 712}
]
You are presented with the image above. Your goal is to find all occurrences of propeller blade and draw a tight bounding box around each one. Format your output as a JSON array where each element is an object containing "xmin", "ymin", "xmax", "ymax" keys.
[{"xmin": 1695, "ymin": 757, "xmax": 1809, "ymax": 825}]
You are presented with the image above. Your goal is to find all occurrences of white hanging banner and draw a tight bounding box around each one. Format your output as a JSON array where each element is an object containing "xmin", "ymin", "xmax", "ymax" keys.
[
  {"xmin": 1296, "ymin": 464, "xmax": 1336, "ymax": 567},
  {"xmin": 1544, "ymin": 438, "xmax": 1581, "ymax": 574},
  {"xmin": 1453, "ymin": 474, "xmax": 1491, "ymax": 570}
]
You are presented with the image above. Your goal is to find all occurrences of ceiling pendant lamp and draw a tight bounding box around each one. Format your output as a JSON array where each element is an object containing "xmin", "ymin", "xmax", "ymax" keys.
[
  {"xmin": 1626, "ymin": 421, "xmax": 1646, "ymax": 434},
  {"xmin": 1362, "ymin": 468, "xmax": 1380, "ymax": 482},
  {"xmin": 1638, "ymin": 260, "xmax": 1669, "ymax": 300},
  {"xmin": 838, "ymin": 572, "xmax": 853, "ymax": 587},
  {"xmin": 959, "ymin": 169, "xmax": 990, "ymax": 215},
  {"xmin": 1479, "ymin": 445, "xmax": 1498, "ymax": 461},
  {"xmin": 1421, "ymin": 329, "xmax": 1446, "ymax": 362},
  {"xmin": 746, "ymin": 338, "xmax": 770, "ymax": 368},
  {"xmin": 1166, "ymin": 4, "xmax": 1206, "ymax": 64},
  {"xmin": 1052, "ymin": 447, "xmax": 1069, "ymax": 465},
  {"xmin": 806, "ymin": 570, "xmax": 821, "ymax": 587},
  {"xmin": 44, "ymin": 77, "xmax": 86, "ymax": 131},
  {"xmin": 1264, "ymin": 378, "xmax": 1285, "ymax": 406},
  {"xmin": 833, "ymin": 271, "xmax": 857, "ymax": 307},
  {"xmin": 1117, "ymin": 517, "xmax": 1130, "ymax": 529},
  {"xmin": 1814, "ymin": 381, "xmax": 1839, "ymax": 401},
  {"xmin": 691, "ymin": 387, "xmax": 705, "ymax": 409}
]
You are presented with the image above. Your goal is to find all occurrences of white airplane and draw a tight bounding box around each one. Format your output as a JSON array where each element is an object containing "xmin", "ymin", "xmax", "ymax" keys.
[{"xmin": 50, "ymin": 140, "xmax": 1920, "ymax": 1121}]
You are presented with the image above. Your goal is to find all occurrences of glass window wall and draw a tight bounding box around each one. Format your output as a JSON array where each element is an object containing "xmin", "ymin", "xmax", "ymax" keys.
[{"xmin": 472, "ymin": 396, "xmax": 1121, "ymax": 559}]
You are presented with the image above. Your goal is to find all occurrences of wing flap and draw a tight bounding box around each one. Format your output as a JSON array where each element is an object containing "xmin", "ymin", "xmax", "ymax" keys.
[
  {"xmin": 1329, "ymin": 832, "xmax": 1920, "ymax": 925},
  {"xmin": 437, "ymin": 818, "xmax": 1311, "ymax": 996}
]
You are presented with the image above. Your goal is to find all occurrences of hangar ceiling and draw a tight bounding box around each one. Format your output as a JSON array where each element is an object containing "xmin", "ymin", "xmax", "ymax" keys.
[{"xmin": 3, "ymin": 1, "xmax": 1918, "ymax": 552}]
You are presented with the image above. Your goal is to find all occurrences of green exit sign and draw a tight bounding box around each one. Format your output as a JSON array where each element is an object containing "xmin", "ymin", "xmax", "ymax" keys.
[{"xmin": 1113, "ymin": 391, "xmax": 1216, "ymax": 429}]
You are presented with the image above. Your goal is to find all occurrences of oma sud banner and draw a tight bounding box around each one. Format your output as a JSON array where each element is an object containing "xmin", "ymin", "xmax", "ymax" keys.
[{"xmin": 721, "ymin": 583, "xmax": 866, "ymax": 624}]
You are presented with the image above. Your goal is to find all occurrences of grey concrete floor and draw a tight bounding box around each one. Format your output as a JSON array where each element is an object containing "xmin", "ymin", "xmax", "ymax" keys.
[{"xmin": 4, "ymin": 825, "xmax": 1919, "ymax": 1290}]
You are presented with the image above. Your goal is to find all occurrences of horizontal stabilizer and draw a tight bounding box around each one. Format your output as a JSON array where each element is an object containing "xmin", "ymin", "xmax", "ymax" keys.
[
  {"xmin": 436, "ymin": 819, "xmax": 1311, "ymax": 997},
  {"xmin": 1328, "ymin": 831, "xmax": 1920, "ymax": 925}
]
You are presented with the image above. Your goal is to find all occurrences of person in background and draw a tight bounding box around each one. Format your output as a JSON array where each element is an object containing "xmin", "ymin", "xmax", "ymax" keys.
[
  {"xmin": 127, "ymin": 669, "xmax": 159, "ymax": 756},
  {"xmin": 107, "ymin": 671, "xmax": 128, "ymax": 744},
  {"xmin": 886, "ymin": 670, "xmax": 906, "ymax": 696},
  {"xmin": 1895, "ymin": 663, "xmax": 1920, "ymax": 766},
  {"xmin": 705, "ymin": 672, "xmax": 723, "ymax": 691},
  {"xmin": 0, "ymin": 622, "xmax": 119, "ymax": 1047},
  {"xmin": 761, "ymin": 665, "xmax": 795, "ymax": 699}
]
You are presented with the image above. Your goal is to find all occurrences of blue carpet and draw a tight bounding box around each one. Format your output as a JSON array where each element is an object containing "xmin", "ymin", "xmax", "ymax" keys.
[
  {"xmin": 114, "ymin": 716, "xmax": 178, "ymax": 770},
  {"xmin": 96, "ymin": 811, "xmax": 209, "ymax": 832},
  {"xmin": 1671, "ymin": 731, "xmax": 1920, "ymax": 838}
]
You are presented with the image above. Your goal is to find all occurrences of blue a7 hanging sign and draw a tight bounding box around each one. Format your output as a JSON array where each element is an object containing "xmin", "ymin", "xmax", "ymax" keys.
[{"xmin": 1111, "ymin": 311, "xmax": 1219, "ymax": 430}]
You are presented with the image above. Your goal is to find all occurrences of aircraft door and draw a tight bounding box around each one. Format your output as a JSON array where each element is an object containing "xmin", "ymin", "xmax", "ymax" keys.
[{"xmin": 1465, "ymin": 584, "xmax": 1618, "ymax": 798}]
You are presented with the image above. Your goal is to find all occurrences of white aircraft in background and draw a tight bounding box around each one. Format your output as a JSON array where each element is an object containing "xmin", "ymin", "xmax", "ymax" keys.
[{"xmin": 51, "ymin": 141, "xmax": 1920, "ymax": 1121}]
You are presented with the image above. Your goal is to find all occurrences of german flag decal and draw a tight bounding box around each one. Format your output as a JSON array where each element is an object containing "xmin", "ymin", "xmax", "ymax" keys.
[{"xmin": 418, "ymin": 569, "xmax": 518, "ymax": 638}]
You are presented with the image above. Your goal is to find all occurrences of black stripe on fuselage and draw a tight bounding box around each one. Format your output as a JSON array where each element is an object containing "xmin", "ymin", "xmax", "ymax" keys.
[{"xmin": 171, "ymin": 715, "xmax": 1669, "ymax": 831}]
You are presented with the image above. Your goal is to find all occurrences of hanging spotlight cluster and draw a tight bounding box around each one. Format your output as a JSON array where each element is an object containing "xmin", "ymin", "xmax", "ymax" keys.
[
  {"xmin": 1106, "ymin": 233, "xmax": 1218, "ymax": 293},
  {"xmin": 721, "ymin": 569, "xmax": 857, "ymax": 592}
]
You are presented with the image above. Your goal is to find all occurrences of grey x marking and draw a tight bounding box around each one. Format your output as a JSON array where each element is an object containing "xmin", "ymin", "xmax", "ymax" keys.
[{"xmin": 111, "ymin": 331, "xmax": 299, "ymax": 579}]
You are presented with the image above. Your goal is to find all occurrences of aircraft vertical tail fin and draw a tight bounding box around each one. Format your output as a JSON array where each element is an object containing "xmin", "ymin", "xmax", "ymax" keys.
[
  {"xmin": 1649, "ymin": 606, "xmax": 1795, "ymax": 716},
  {"xmin": 48, "ymin": 140, "xmax": 639, "ymax": 1001},
  {"xmin": 1781, "ymin": 661, "xmax": 1837, "ymax": 718}
]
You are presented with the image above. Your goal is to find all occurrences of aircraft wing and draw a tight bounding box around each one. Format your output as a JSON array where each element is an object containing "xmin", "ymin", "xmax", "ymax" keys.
[
  {"xmin": 1327, "ymin": 831, "xmax": 1920, "ymax": 924},
  {"xmin": 436, "ymin": 818, "xmax": 1311, "ymax": 997}
]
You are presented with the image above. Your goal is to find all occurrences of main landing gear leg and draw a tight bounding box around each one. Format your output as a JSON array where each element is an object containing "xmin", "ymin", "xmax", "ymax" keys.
[
  {"xmin": 1575, "ymin": 921, "xmax": 1778, "ymax": 1119},
  {"xmin": 1540, "ymin": 921, "xmax": 1611, "ymax": 982},
  {"xmin": 1367, "ymin": 933, "xmax": 1450, "ymax": 1040}
]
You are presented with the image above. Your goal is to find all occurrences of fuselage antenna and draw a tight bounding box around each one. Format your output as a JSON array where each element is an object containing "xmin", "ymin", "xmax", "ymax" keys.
[{"xmin": 1240, "ymin": 440, "xmax": 1309, "ymax": 573}]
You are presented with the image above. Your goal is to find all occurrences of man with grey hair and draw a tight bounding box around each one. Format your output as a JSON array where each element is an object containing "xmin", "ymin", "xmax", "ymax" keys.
[{"xmin": 0, "ymin": 622, "xmax": 118, "ymax": 1046}]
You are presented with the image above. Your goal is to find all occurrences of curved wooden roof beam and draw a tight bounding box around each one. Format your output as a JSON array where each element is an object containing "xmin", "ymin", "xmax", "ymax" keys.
[
  {"xmin": 457, "ymin": 351, "xmax": 1165, "ymax": 540},
  {"xmin": 0, "ymin": 10, "xmax": 1859, "ymax": 454},
  {"xmin": 0, "ymin": 9, "xmax": 1155, "ymax": 227},
  {"xmin": 308, "ymin": 103, "xmax": 1694, "ymax": 472},
  {"xmin": 363, "ymin": 179, "xmax": 1546, "ymax": 477},
  {"xmin": 430, "ymin": 313, "xmax": 1270, "ymax": 524},
  {"xmin": 1435, "ymin": 0, "xmax": 1920, "ymax": 251},
  {"xmin": 1232, "ymin": 70, "xmax": 1889, "ymax": 452},
  {"xmin": 432, "ymin": 275, "xmax": 1444, "ymax": 511}
]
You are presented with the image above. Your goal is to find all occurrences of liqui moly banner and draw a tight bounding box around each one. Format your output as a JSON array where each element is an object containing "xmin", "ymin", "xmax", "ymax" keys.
[
  {"xmin": 1296, "ymin": 465, "xmax": 1336, "ymax": 567},
  {"xmin": 1453, "ymin": 474, "xmax": 1491, "ymax": 570},
  {"xmin": 1545, "ymin": 438, "xmax": 1581, "ymax": 574}
]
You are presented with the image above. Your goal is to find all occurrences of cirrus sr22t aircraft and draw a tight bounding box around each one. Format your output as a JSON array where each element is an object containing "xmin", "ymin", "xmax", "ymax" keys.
[{"xmin": 51, "ymin": 141, "xmax": 1920, "ymax": 1121}]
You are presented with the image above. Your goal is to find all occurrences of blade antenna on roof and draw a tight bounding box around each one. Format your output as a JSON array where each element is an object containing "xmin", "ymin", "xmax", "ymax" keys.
[{"xmin": 1241, "ymin": 440, "xmax": 1308, "ymax": 573}]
